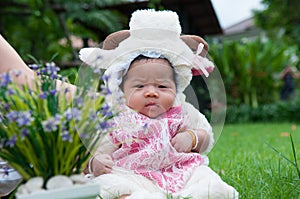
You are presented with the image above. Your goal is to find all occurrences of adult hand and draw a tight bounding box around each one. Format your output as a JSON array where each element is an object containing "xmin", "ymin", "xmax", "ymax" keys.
[
  {"xmin": 90, "ymin": 153, "xmax": 114, "ymax": 176},
  {"xmin": 171, "ymin": 131, "xmax": 193, "ymax": 153}
]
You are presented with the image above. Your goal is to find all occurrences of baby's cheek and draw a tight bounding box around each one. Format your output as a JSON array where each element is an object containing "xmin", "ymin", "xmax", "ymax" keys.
[
  {"xmin": 126, "ymin": 95, "xmax": 141, "ymax": 111},
  {"xmin": 166, "ymin": 96, "xmax": 176, "ymax": 108}
]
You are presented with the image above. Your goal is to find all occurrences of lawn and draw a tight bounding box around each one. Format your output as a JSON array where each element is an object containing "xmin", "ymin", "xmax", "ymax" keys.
[
  {"xmin": 208, "ymin": 123, "xmax": 300, "ymax": 199},
  {"xmin": 6, "ymin": 123, "xmax": 299, "ymax": 199}
]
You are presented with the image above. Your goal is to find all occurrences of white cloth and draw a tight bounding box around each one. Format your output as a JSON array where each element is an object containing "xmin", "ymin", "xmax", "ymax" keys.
[{"xmin": 93, "ymin": 165, "xmax": 238, "ymax": 199}]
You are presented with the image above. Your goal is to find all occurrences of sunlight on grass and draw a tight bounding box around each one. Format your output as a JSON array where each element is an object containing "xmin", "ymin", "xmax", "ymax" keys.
[{"xmin": 208, "ymin": 123, "xmax": 300, "ymax": 199}]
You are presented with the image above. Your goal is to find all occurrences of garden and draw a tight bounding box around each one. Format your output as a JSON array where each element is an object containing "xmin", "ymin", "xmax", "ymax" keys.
[{"xmin": 1, "ymin": 0, "xmax": 300, "ymax": 198}]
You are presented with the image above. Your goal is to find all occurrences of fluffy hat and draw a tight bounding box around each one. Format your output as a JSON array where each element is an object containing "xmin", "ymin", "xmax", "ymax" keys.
[{"xmin": 79, "ymin": 9, "xmax": 214, "ymax": 96}]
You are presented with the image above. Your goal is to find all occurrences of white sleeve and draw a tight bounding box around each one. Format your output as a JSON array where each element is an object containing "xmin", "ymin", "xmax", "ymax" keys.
[
  {"xmin": 95, "ymin": 133, "xmax": 118, "ymax": 155},
  {"xmin": 182, "ymin": 101, "xmax": 214, "ymax": 153}
]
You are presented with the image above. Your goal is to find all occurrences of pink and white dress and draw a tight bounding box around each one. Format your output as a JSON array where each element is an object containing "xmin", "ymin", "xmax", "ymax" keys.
[{"xmin": 109, "ymin": 106, "xmax": 208, "ymax": 193}]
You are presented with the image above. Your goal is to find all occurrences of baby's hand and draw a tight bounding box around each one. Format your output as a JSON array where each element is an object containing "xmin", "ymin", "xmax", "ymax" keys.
[
  {"xmin": 90, "ymin": 153, "xmax": 114, "ymax": 176},
  {"xmin": 171, "ymin": 131, "xmax": 193, "ymax": 153}
]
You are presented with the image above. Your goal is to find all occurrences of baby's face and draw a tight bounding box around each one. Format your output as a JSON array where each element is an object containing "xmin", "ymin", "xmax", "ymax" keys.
[{"xmin": 122, "ymin": 59, "xmax": 176, "ymax": 118}]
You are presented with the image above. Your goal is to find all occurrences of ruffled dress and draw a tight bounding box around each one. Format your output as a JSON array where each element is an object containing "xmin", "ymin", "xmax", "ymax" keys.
[{"xmin": 109, "ymin": 106, "xmax": 208, "ymax": 193}]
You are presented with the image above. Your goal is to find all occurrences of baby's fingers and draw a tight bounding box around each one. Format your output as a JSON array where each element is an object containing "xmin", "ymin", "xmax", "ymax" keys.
[
  {"xmin": 99, "ymin": 154, "xmax": 113, "ymax": 167},
  {"xmin": 171, "ymin": 139, "xmax": 184, "ymax": 152}
]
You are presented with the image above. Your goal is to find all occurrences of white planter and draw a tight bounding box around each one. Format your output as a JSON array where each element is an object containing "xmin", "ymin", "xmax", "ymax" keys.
[
  {"xmin": 0, "ymin": 161, "xmax": 22, "ymax": 197},
  {"xmin": 16, "ymin": 183, "xmax": 100, "ymax": 199}
]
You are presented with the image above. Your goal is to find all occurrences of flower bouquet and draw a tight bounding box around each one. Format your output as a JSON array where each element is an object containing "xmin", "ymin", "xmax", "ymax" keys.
[{"xmin": 0, "ymin": 61, "xmax": 114, "ymax": 197}]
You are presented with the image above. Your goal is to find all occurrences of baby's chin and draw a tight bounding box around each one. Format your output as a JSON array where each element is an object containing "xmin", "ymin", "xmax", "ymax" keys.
[
  {"xmin": 140, "ymin": 111, "xmax": 166, "ymax": 119},
  {"xmin": 130, "ymin": 105, "xmax": 167, "ymax": 118}
]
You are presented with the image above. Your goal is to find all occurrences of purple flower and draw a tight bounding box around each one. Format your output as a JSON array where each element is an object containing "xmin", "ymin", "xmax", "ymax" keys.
[
  {"xmin": 61, "ymin": 131, "xmax": 72, "ymax": 142},
  {"xmin": 98, "ymin": 121, "xmax": 112, "ymax": 130},
  {"xmin": 87, "ymin": 92, "xmax": 96, "ymax": 100},
  {"xmin": 42, "ymin": 118, "xmax": 58, "ymax": 132},
  {"xmin": 16, "ymin": 111, "xmax": 33, "ymax": 127},
  {"xmin": 3, "ymin": 103, "xmax": 10, "ymax": 111},
  {"xmin": 63, "ymin": 109, "xmax": 73, "ymax": 121},
  {"xmin": 64, "ymin": 88, "xmax": 69, "ymax": 94},
  {"xmin": 5, "ymin": 111, "xmax": 33, "ymax": 126},
  {"xmin": 50, "ymin": 74, "xmax": 58, "ymax": 79},
  {"xmin": 6, "ymin": 111, "xmax": 18, "ymax": 123},
  {"xmin": 29, "ymin": 64, "xmax": 40, "ymax": 70},
  {"xmin": 6, "ymin": 135, "xmax": 17, "ymax": 147},
  {"xmin": 101, "ymin": 104, "xmax": 110, "ymax": 112},
  {"xmin": 39, "ymin": 92, "xmax": 48, "ymax": 99},
  {"xmin": 100, "ymin": 85, "xmax": 112, "ymax": 95},
  {"xmin": 73, "ymin": 97, "xmax": 83, "ymax": 107},
  {"xmin": 6, "ymin": 88, "xmax": 15, "ymax": 96},
  {"xmin": 54, "ymin": 114, "xmax": 62, "ymax": 122},
  {"xmin": 93, "ymin": 68, "xmax": 101, "ymax": 75},
  {"xmin": 101, "ymin": 75, "xmax": 110, "ymax": 82},
  {"xmin": 79, "ymin": 133, "xmax": 87, "ymax": 139},
  {"xmin": 42, "ymin": 62, "xmax": 60, "ymax": 79},
  {"xmin": 89, "ymin": 111, "xmax": 97, "ymax": 120},
  {"xmin": 49, "ymin": 89, "xmax": 57, "ymax": 96},
  {"xmin": 0, "ymin": 73, "xmax": 12, "ymax": 87},
  {"xmin": 101, "ymin": 104, "xmax": 112, "ymax": 117},
  {"xmin": 64, "ymin": 108, "xmax": 82, "ymax": 121},
  {"xmin": 21, "ymin": 128, "xmax": 30, "ymax": 139}
]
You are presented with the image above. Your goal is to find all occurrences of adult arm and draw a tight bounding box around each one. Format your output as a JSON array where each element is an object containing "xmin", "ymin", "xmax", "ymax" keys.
[
  {"xmin": 0, "ymin": 35, "xmax": 77, "ymax": 97},
  {"xmin": 0, "ymin": 35, "xmax": 35, "ymax": 86}
]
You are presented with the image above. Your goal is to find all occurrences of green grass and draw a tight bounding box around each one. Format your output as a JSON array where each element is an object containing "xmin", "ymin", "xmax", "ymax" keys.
[{"xmin": 208, "ymin": 123, "xmax": 300, "ymax": 199}]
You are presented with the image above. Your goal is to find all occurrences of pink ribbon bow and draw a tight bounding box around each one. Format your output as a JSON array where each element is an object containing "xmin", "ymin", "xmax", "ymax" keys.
[{"xmin": 192, "ymin": 43, "xmax": 214, "ymax": 77}]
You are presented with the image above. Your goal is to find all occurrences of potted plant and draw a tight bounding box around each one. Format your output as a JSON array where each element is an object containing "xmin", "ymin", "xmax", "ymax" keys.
[{"xmin": 0, "ymin": 61, "xmax": 114, "ymax": 198}]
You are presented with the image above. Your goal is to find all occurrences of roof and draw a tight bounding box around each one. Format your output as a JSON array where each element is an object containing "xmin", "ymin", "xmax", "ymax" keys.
[
  {"xmin": 107, "ymin": 0, "xmax": 222, "ymax": 37},
  {"xmin": 214, "ymin": 17, "xmax": 262, "ymax": 41},
  {"xmin": 224, "ymin": 17, "xmax": 255, "ymax": 35}
]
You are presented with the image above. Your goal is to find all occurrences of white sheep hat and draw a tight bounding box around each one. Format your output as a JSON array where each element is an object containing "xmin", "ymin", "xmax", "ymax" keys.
[{"xmin": 79, "ymin": 9, "xmax": 214, "ymax": 103}]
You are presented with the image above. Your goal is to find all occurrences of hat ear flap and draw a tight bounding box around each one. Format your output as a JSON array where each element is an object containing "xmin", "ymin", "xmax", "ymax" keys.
[
  {"xmin": 79, "ymin": 30, "xmax": 130, "ymax": 69},
  {"xmin": 103, "ymin": 30, "xmax": 130, "ymax": 50},
  {"xmin": 180, "ymin": 35, "xmax": 208, "ymax": 57},
  {"xmin": 180, "ymin": 35, "xmax": 214, "ymax": 76},
  {"xmin": 79, "ymin": 47, "xmax": 115, "ymax": 69}
]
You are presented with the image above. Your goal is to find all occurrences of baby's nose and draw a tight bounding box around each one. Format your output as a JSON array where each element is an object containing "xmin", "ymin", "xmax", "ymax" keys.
[{"xmin": 144, "ymin": 86, "xmax": 159, "ymax": 98}]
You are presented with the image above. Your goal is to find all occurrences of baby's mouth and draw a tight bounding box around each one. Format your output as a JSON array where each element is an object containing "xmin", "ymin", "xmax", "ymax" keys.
[{"xmin": 145, "ymin": 102, "xmax": 157, "ymax": 107}]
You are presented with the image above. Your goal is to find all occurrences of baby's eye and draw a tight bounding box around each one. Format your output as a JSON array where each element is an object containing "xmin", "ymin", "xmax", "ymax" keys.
[
  {"xmin": 135, "ymin": 84, "xmax": 144, "ymax": 88},
  {"xmin": 158, "ymin": 85, "xmax": 167, "ymax": 88}
]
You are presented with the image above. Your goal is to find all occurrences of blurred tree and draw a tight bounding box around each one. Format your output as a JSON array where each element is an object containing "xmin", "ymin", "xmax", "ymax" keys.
[
  {"xmin": 209, "ymin": 37, "xmax": 299, "ymax": 107},
  {"xmin": 0, "ymin": 0, "xmax": 128, "ymax": 64},
  {"xmin": 253, "ymin": 0, "xmax": 300, "ymax": 50}
]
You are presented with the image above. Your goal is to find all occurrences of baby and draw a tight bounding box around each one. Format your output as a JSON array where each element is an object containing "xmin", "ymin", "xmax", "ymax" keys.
[{"xmin": 80, "ymin": 9, "xmax": 239, "ymax": 199}]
